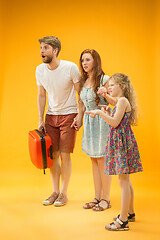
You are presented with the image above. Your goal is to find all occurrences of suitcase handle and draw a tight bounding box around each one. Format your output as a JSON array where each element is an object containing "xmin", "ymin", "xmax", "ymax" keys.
[{"xmin": 42, "ymin": 128, "xmax": 47, "ymax": 136}]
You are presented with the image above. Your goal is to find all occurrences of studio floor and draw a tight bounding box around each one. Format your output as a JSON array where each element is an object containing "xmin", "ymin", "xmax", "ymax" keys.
[{"xmin": 0, "ymin": 165, "xmax": 160, "ymax": 240}]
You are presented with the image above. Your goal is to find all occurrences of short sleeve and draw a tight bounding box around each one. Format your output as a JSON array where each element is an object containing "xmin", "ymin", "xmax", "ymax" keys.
[
  {"xmin": 35, "ymin": 66, "xmax": 42, "ymax": 86},
  {"xmin": 70, "ymin": 63, "xmax": 81, "ymax": 83}
]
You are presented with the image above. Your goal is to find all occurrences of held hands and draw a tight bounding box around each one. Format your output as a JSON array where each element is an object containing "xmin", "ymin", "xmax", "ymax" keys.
[{"xmin": 71, "ymin": 114, "xmax": 82, "ymax": 131}]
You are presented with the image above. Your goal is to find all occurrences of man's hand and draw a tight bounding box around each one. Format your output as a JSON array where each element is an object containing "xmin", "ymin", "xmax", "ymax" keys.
[
  {"xmin": 38, "ymin": 121, "xmax": 46, "ymax": 132},
  {"xmin": 71, "ymin": 114, "xmax": 83, "ymax": 131}
]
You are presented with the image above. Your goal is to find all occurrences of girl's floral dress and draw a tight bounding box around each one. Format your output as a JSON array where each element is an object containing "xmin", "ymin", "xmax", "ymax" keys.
[{"xmin": 105, "ymin": 106, "xmax": 143, "ymax": 175}]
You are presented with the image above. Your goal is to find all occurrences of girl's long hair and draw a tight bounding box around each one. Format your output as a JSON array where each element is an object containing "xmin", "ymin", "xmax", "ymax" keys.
[
  {"xmin": 79, "ymin": 49, "xmax": 105, "ymax": 106},
  {"xmin": 110, "ymin": 73, "xmax": 138, "ymax": 126}
]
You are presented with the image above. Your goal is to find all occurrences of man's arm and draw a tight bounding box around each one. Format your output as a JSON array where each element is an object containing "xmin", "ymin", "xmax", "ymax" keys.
[
  {"xmin": 71, "ymin": 81, "xmax": 85, "ymax": 130},
  {"xmin": 37, "ymin": 85, "xmax": 46, "ymax": 131}
]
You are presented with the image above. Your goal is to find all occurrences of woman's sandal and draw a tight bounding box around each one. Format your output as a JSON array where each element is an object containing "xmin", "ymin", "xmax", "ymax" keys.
[
  {"xmin": 83, "ymin": 198, "xmax": 100, "ymax": 209},
  {"xmin": 105, "ymin": 218, "xmax": 129, "ymax": 231},
  {"xmin": 113, "ymin": 213, "xmax": 135, "ymax": 222},
  {"xmin": 92, "ymin": 199, "xmax": 111, "ymax": 211}
]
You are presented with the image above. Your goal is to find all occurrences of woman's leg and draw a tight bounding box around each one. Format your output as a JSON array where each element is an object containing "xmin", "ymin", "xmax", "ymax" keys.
[
  {"xmin": 91, "ymin": 157, "xmax": 102, "ymax": 200},
  {"xmin": 96, "ymin": 157, "xmax": 112, "ymax": 209},
  {"xmin": 83, "ymin": 157, "xmax": 101, "ymax": 208}
]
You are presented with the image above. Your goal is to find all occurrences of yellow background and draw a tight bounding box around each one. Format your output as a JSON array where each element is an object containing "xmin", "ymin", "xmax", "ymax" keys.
[{"xmin": 0, "ymin": 0, "xmax": 160, "ymax": 239}]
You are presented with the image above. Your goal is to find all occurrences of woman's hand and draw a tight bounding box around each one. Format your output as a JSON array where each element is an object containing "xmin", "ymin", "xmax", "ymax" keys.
[
  {"xmin": 71, "ymin": 115, "xmax": 79, "ymax": 130},
  {"xmin": 71, "ymin": 114, "xmax": 83, "ymax": 130}
]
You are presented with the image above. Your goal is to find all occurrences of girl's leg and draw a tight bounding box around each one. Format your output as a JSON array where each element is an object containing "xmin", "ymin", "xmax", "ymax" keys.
[
  {"xmin": 119, "ymin": 174, "xmax": 131, "ymax": 222},
  {"xmin": 105, "ymin": 174, "xmax": 131, "ymax": 230},
  {"xmin": 129, "ymin": 177, "xmax": 135, "ymax": 214}
]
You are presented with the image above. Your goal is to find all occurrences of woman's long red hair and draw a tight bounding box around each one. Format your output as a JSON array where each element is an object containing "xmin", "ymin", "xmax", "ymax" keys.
[{"xmin": 79, "ymin": 49, "xmax": 105, "ymax": 106}]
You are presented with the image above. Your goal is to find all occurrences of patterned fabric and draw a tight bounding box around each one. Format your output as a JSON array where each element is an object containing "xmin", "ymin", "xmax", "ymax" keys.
[
  {"xmin": 80, "ymin": 76, "xmax": 110, "ymax": 157},
  {"xmin": 105, "ymin": 106, "xmax": 143, "ymax": 175}
]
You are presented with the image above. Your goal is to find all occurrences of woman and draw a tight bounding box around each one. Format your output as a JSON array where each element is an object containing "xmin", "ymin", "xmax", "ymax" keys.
[{"xmin": 78, "ymin": 49, "xmax": 112, "ymax": 211}]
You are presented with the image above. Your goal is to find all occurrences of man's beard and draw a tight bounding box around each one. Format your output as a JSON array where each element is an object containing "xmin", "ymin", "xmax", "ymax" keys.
[{"xmin": 42, "ymin": 55, "xmax": 53, "ymax": 63}]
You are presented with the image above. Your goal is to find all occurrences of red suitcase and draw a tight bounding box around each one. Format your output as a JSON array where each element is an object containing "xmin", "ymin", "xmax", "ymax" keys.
[{"xmin": 28, "ymin": 129, "xmax": 53, "ymax": 174}]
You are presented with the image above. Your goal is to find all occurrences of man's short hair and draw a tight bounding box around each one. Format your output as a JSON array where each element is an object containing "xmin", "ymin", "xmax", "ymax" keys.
[{"xmin": 38, "ymin": 36, "xmax": 61, "ymax": 56}]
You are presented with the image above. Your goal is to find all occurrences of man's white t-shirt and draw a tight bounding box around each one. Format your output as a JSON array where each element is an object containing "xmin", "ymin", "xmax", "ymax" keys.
[{"xmin": 36, "ymin": 60, "xmax": 81, "ymax": 115}]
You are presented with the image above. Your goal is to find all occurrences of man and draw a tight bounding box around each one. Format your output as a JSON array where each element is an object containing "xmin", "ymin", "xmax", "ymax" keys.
[{"xmin": 36, "ymin": 36, "xmax": 83, "ymax": 206}]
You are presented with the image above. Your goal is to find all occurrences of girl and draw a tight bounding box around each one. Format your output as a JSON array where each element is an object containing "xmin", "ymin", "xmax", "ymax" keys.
[
  {"xmin": 74, "ymin": 49, "xmax": 113, "ymax": 211},
  {"xmin": 86, "ymin": 73, "xmax": 143, "ymax": 230}
]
